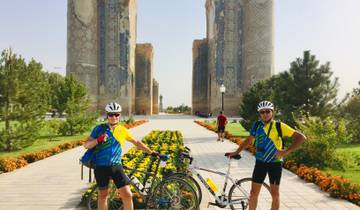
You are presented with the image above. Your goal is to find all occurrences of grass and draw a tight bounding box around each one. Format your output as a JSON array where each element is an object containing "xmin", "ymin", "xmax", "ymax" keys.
[
  {"xmin": 0, "ymin": 134, "xmax": 88, "ymax": 158},
  {"xmin": 324, "ymin": 144, "xmax": 360, "ymax": 184},
  {"xmin": 0, "ymin": 119, "xmax": 133, "ymax": 159},
  {"xmin": 203, "ymin": 120, "xmax": 249, "ymax": 137},
  {"xmin": 225, "ymin": 123, "xmax": 249, "ymax": 137}
]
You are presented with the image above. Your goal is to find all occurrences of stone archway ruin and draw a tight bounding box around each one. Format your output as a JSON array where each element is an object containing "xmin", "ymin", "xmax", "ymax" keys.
[{"xmin": 67, "ymin": 0, "xmax": 274, "ymax": 116}]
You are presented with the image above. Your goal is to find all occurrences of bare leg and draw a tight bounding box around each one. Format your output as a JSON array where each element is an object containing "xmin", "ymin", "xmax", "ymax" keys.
[
  {"xmin": 117, "ymin": 185, "xmax": 133, "ymax": 210},
  {"xmin": 249, "ymin": 182, "xmax": 262, "ymax": 210},
  {"xmin": 98, "ymin": 188, "xmax": 109, "ymax": 210},
  {"xmin": 270, "ymin": 184, "xmax": 280, "ymax": 210}
]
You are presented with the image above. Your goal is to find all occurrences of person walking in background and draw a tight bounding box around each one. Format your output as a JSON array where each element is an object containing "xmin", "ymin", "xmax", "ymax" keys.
[
  {"xmin": 225, "ymin": 100, "xmax": 306, "ymax": 210},
  {"xmin": 217, "ymin": 111, "xmax": 228, "ymax": 142}
]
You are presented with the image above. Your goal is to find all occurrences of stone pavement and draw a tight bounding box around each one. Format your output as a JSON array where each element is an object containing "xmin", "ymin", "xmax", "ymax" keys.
[{"xmin": 0, "ymin": 115, "xmax": 358, "ymax": 210}]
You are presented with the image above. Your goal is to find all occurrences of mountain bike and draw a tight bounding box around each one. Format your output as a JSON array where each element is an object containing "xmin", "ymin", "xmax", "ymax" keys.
[
  {"xmin": 86, "ymin": 154, "xmax": 198, "ymax": 210},
  {"xmin": 170, "ymin": 152, "xmax": 272, "ymax": 210}
]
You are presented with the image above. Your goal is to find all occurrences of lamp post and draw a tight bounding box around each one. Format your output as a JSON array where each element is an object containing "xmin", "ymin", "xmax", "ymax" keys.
[{"xmin": 219, "ymin": 84, "xmax": 226, "ymax": 112}]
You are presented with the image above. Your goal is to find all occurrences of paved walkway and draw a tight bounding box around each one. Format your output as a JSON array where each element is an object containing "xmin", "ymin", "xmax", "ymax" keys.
[{"xmin": 0, "ymin": 115, "xmax": 358, "ymax": 210}]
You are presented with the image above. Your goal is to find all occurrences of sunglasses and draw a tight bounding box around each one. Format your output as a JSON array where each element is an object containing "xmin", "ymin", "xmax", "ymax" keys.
[
  {"xmin": 108, "ymin": 113, "xmax": 120, "ymax": 117},
  {"xmin": 259, "ymin": 110, "xmax": 272, "ymax": 115}
]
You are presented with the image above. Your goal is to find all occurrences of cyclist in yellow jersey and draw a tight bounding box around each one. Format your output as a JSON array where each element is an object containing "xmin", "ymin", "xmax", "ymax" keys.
[
  {"xmin": 226, "ymin": 101, "xmax": 306, "ymax": 210},
  {"xmin": 84, "ymin": 102, "xmax": 158, "ymax": 210}
]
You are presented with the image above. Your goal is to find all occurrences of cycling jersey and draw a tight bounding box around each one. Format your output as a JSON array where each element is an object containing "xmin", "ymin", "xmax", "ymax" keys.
[
  {"xmin": 90, "ymin": 123, "xmax": 134, "ymax": 166},
  {"xmin": 250, "ymin": 120, "xmax": 295, "ymax": 163}
]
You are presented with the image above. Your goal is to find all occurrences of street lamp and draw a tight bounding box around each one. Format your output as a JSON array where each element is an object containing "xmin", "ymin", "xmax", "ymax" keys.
[{"xmin": 219, "ymin": 84, "xmax": 226, "ymax": 112}]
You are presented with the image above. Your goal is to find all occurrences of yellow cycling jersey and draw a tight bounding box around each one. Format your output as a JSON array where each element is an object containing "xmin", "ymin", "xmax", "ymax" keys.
[
  {"xmin": 261, "ymin": 120, "xmax": 295, "ymax": 150},
  {"xmin": 112, "ymin": 125, "xmax": 134, "ymax": 147}
]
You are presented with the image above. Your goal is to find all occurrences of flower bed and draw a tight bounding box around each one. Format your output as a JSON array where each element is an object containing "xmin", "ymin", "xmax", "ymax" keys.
[
  {"xmin": 81, "ymin": 130, "xmax": 188, "ymax": 208},
  {"xmin": 0, "ymin": 120, "xmax": 147, "ymax": 173},
  {"xmin": 195, "ymin": 120, "xmax": 360, "ymax": 206}
]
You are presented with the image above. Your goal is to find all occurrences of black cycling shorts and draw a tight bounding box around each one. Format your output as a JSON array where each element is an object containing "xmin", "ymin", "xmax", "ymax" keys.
[
  {"xmin": 252, "ymin": 160, "xmax": 282, "ymax": 185},
  {"xmin": 218, "ymin": 126, "xmax": 225, "ymax": 133},
  {"xmin": 94, "ymin": 165, "xmax": 129, "ymax": 190}
]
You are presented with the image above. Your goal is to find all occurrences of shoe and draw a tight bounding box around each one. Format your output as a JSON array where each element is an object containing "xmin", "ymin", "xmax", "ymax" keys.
[
  {"xmin": 217, "ymin": 138, "xmax": 220, "ymax": 141},
  {"xmin": 222, "ymin": 139, "xmax": 224, "ymax": 142}
]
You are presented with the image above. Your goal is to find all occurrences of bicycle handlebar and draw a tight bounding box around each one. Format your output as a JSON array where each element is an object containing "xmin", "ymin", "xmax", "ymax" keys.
[
  {"xmin": 224, "ymin": 153, "xmax": 242, "ymax": 160},
  {"xmin": 180, "ymin": 152, "xmax": 193, "ymax": 164}
]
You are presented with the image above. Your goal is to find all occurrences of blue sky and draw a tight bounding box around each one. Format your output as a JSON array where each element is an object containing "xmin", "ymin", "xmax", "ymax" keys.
[{"xmin": 0, "ymin": 0, "xmax": 359, "ymax": 107}]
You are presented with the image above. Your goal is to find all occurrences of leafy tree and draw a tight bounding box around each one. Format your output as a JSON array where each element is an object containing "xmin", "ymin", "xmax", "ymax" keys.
[
  {"xmin": 44, "ymin": 72, "xmax": 66, "ymax": 115},
  {"xmin": 0, "ymin": 49, "xmax": 49, "ymax": 151},
  {"xmin": 351, "ymin": 81, "xmax": 360, "ymax": 97},
  {"xmin": 275, "ymin": 51, "xmax": 338, "ymax": 125},
  {"xmin": 240, "ymin": 51, "xmax": 339, "ymax": 128},
  {"xmin": 239, "ymin": 79, "xmax": 276, "ymax": 129},
  {"xmin": 340, "ymin": 82, "xmax": 360, "ymax": 143},
  {"xmin": 165, "ymin": 104, "xmax": 191, "ymax": 114},
  {"xmin": 59, "ymin": 74, "xmax": 97, "ymax": 136}
]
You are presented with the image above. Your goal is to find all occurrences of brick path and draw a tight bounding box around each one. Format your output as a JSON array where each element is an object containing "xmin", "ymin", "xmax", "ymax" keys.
[{"xmin": 0, "ymin": 115, "xmax": 358, "ymax": 210}]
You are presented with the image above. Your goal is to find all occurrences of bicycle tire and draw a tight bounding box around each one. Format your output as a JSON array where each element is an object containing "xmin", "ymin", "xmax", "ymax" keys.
[
  {"xmin": 228, "ymin": 177, "xmax": 272, "ymax": 210},
  {"xmin": 87, "ymin": 182, "xmax": 124, "ymax": 210},
  {"xmin": 145, "ymin": 177, "xmax": 199, "ymax": 210},
  {"xmin": 166, "ymin": 172, "xmax": 202, "ymax": 205}
]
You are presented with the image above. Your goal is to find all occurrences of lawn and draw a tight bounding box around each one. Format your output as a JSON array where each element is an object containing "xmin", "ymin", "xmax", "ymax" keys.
[
  {"xmin": 204, "ymin": 120, "xmax": 249, "ymax": 137},
  {"xmin": 225, "ymin": 123, "xmax": 249, "ymax": 137},
  {"xmin": 324, "ymin": 144, "xmax": 360, "ymax": 184},
  {"xmin": 0, "ymin": 134, "xmax": 88, "ymax": 158},
  {"xmin": 0, "ymin": 119, "xmax": 109, "ymax": 158},
  {"xmin": 0, "ymin": 119, "xmax": 133, "ymax": 159}
]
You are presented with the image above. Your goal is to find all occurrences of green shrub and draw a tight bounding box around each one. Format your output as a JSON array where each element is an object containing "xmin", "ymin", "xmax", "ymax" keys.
[
  {"xmin": 287, "ymin": 117, "xmax": 349, "ymax": 169},
  {"xmin": 47, "ymin": 120, "xmax": 65, "ymax": 140},
  {"xmin": 59, "ymin": 112, "xmax": 97, "ymax": 136}
]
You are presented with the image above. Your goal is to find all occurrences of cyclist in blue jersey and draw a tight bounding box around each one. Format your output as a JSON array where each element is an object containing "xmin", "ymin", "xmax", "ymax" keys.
[
  {"xmin": 226, "ymin": 101, "xmax": 306, "ymax": 210},
  {"xmin": 84, "ymin": 102, "xmax": 158, "ymax": 210}
]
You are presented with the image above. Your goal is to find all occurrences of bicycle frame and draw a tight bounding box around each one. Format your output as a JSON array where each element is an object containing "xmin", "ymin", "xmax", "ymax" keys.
[
  {"xmin": 124, "ymin": 157, "xmax": 163, "ymax": 197},
  {"xmin": 188, "ymin": 158, "xmax": 250, "ymax": 207}
]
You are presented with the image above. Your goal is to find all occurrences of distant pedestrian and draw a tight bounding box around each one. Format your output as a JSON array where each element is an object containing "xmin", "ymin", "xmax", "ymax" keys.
[{"xmin": 217, "ymin": 111, "xmax": 228, "ymax": 142}]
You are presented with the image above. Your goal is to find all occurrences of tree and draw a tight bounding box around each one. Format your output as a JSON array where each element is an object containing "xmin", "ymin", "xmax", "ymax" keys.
[
  {"xmin": 274, "ymin": 51, "xmax": 338, "ymax": 126},
  {"xmin": 340, "ymin": 82, "xmax": 360, "ymax": 143},
  {"xmin": 240, "ymin": 51, "xmax": 339, "ymax": 128},
  {"xmin": 59, "ymin": 74, "xmax": 97, "ymax": 136},
  {"xmin": 44, "ymin": 72, "xmax": 66, "ymax": 115},
  {"xmin": 239, "ymin": 79, "xmax": 276, "ymax": 129},
  {"xmin": 0, "ymin": 49, "xmax": 49, "ymax": 151}
]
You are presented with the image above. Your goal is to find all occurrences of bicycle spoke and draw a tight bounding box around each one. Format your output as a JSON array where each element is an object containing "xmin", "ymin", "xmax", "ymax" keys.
[
  {"xmin": 146, "ymin": 178, "xmax": 198, "ymax": 210},
  {"xmin": 229, "ymin": 179, "xmax": 272, "ymax": 210}
]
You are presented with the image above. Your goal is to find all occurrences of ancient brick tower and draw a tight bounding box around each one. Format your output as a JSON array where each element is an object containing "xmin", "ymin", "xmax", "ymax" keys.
[
  {"xmin": 193, "ymin": 0, "xmax": 274, "ymax": 116},
  {"xmin": 67, "ymin": 0, "xmax": 137, "ymax": 115}
]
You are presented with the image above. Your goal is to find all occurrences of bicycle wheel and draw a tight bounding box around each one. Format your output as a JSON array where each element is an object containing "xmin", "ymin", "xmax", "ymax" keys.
[
  {"xmin": 87, "ymin": 182, "xmax": 123, "ymax": 210},
  {"xmin": 146, "ymin": 177, "xmax": 199, "ymax": 210},
  {"xmin": 228, "ymin": 178, "xmax": 272, "ymax": 210},
  {"xmin": 166, "ymin": 173, "xmax": 202, "ymax": 205}
]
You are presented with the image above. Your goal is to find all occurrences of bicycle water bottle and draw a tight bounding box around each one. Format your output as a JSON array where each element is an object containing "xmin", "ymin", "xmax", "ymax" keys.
[
  {"xmin": 131, "ymin": 176, "xmax": 144, "ymax": 190},
  {"xmin": 206, "ymin": 178, "xmax": 218, "ymax": 192}
]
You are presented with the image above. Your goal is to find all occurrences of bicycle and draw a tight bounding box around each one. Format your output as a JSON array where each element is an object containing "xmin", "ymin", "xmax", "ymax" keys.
[
  {"xmin": 86, "ymin": 154, "xmax": 199, "ymax": 210},
  {"xmin": 170, "ymin": 152, "xmax": 272, "ymax": 210}
]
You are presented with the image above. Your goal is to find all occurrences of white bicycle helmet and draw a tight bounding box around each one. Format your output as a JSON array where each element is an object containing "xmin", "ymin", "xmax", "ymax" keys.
[
  {"xmin": 257, "ymin": 100, "xmax": 274, "ymax": 111},
  {"xmin": 105, "ymin": 102, "xmax": 122, "ymax": 113}
]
